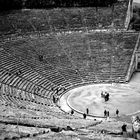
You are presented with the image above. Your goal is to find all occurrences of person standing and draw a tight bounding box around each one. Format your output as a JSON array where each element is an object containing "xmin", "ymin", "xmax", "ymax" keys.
[
  {"xmin": 104, "ymin": 110, "xmax": 107, "ymax": 117},
  {"xmin": 107, "ymin": 111, "xmax": 109, "ymax": 117},
  {"xmin": 131, "ymin": 116, "xmax": 140, "ymax": 139},
  {"xmin": 116, "ymin": 109, "xmax": 119, "ymax": 117},
  {"xmin": 106, "ymin": 111, "xmax": 110, "ymax": 121},
  {"xmin": 53, "ymin": 95, "xmax": 56, "ymax": 103},
  {"xmin": 83, "ymin": 113, "xmax": 86, "ymax": 119},
  {"xmin": 121, "ymin": 123, "xmax": 127, "ymax": 137},
  {"xmin": 71, "ymin": 110, "xmax": 74, "ymax": 115},
  {"xmin": 86, "ymin": 108, "xmax": 89, "ymax": 115}
]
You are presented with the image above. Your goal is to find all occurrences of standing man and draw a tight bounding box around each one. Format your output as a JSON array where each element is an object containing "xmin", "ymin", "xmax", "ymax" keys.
[
  {"xmin": 106, "ymin": 111, "xmax": 110, "ymax": 121},
  {"xmin": 86, "ymin": 108, "xmax": 89, "ymax": 115},
  {"xmin": 121, "ymin": 123, "xmax": 127, "ymax": 137},
  {"xmin": 83, "ymin": 113, "xmax": 87, "ymax": 119},
  {"xmin": 53, "ymin": 95, "xmax": 56, "ymax": 103},
  {"xmin": 71, "ymin": 110, "xmax": 74, "ymax": 115},
  {"xmin": 116, "ymin": 109, "xmax": 119, "ymax": 117},
  {"xmin": 107, "ymin": 111, "xmax": 109, "ymax": 117},
  {"xmin": 104, "ymin": 110, "xmax": 107, "ymax": 117}
]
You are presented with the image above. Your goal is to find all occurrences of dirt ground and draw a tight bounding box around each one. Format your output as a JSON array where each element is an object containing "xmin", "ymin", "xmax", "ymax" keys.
[{"xmin": 67, "ymin": 72, "xmax": 140, "ymax": 117}]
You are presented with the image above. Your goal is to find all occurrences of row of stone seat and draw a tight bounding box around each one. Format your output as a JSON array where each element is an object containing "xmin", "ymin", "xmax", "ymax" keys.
[
  {"xmin": 0, "ymin": 36, "xmax": 82, "ymax": 88},
  {"xmin": 0, "ymin": 67, "xmax": 53, "ymax": 99},
  {"xmin": 0, "ymin": 48, "xmax": 70, "ymax": 98},
  {"xmin": 1, "ymin": 42, "xmax": 72, "ymax": 88},
  {"xmin": 29, "ymin": 34, "xmax": 84, "ymax": 85},
  {"xmin": 0, "ymin": 84, "xmax": 79, "ymax": 120},
  {"xmin": 0, "ymin": 33, "xmax": 135, "ymax": 86},
  {"xmin": 0, "ymin": 49, "xmax": 55, "ymax": 95},
  {"xmin": 57, "ymin": 32, "xmax": 139, "ymax": 83},
  {"xmin": 0, "ymin": 82, "xmax": 53, "ymax": 106},
  {"xmin": 0, "ymin": 84, "xmax": 57, "ymax": 115},
  {"xmin": 1, "ymin": 31, "xmax": 138, "ymax": 88}
]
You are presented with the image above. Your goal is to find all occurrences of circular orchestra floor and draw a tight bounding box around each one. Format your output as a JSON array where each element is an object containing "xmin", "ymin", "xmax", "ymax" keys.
[{"xmin": 66, "ymin": 73, "xmax": 140, "ymax": 117}]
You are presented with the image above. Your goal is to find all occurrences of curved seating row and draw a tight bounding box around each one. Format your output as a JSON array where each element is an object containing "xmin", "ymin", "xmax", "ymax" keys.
[
  {"xmin": 0, "ymin": 82, "xmax": 80, "ymax": 120},
  {"xmin": 1, "ymin": 32, "xmax": 138, "ymax": 88}
]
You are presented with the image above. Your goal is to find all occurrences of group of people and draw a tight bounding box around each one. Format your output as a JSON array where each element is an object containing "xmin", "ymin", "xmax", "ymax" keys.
[
  {"xmin": 6, "ymin": 69, "xmax": 22, "ymax": 77},
  {"xmin": 101, "ymin": 91, "xmax": 110, "ymax": 102},
  {"xmin": 131, "ymin": 116, "xmax": 140, "ymax": 139},
  {"xmin": 83, "ymin": 108, "xmax": 89, "ymax": 119},
  {"xmin": 104, "ymin": 110, "xmax": 110, "ymax": 117},
  {"xmin": 53, "ymin": 95, "xmax": 59, "ymax": 103},
  {"xmin": 121, "ymin": 116, "xmax": 140, "ymax": 139},
  {"xmin": 70, "ymin": 106, "xmax": 140, "ymax": 139},
  {"xmin": 70, "ymin": 108, "xmax": 89, "ymax": 119},
  {"xmin": 51, "ymin": 86, "xmax": 66, "ymax": 95},
  {"xmin": 104, "ymin": 109, "xmax": 119, "ymax": 118},
  {"xmin": 52, "ymin": 86, "xmax": 67, "ymax": 103},
  {"xmin": 71, "ymin": 108, "xmax": 119, "ymax": 119}
]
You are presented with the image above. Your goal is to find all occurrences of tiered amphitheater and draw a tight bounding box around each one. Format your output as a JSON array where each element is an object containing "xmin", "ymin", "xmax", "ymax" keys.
[{"xmin": 0, "ymin": 0, "xmax": 140, "ymax": 139}]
